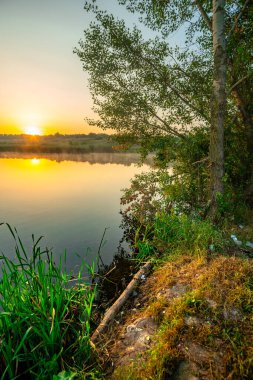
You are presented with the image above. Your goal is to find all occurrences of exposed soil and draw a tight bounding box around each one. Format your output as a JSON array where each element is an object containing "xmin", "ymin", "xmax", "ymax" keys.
[{"xmin": 92, "ymin": 251, "xmax": 253, "ymax": 379}]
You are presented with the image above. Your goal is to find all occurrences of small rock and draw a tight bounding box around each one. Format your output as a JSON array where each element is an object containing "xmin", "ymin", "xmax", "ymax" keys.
[
  {"xmin": 185, "ymin": 316, "xmax": 201, "ymax": 326},
  {"xmin": 135, "ymin": 317, "xmax": 157, "ymax": 331},
  {"xmin": 223, "ymin": 308, "xmax": 242, "ymax": 321},
  {"xmin": 126, "ymin": 325, "xmax": 142, "ymax": 333},
  {"xmin": 182, "ymin": 342, "xmax": 221, "ymax": 365},
  {"xmin": 206, "ymin": 298, "xmax": 217, "ymax": 309},
  {"xmin": 165, "ymin": 284, "xmax": 188, "ymax": 300}
]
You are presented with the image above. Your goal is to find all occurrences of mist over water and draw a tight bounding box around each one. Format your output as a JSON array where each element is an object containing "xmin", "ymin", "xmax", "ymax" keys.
[{"xmin": 0, "ymin": 153, "xmax": 149, "ymax": 272}]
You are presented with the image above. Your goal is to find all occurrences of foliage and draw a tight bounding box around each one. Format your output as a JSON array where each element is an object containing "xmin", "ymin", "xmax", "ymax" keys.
[
  {"xmin": 134, "ymin": 211, "xmax": 225, "ymax": 260},
  {"xmin": 75, "ymin": 3, "xmax": 211, "ymax": 140},
  {"xmin": 120, "ymin": 165, "xmax": 225, "ymax": 260},
  {"xmin": 152, "ymin": 212, "xmax": 224, "ymax": 255},
  {"xmin": 76, "ymin": 0, "xmax": 253, "ymax": 215},
  {"xmin": 0, "ymin": 224, "xmax": 97, "ymax": 379}
]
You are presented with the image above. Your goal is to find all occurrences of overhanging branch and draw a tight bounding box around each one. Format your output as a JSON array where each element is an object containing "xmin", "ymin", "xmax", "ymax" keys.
[
  {"xmin": 229, "ymin": 74, "xmax": 250, "ymax": 93},
  {"xmin": 228, "ymin": 0, "xmax": 250, "ymax": 39},
  {"xmin": 194, "ymin": 0, "xmax": 212, "ymax": 32}
]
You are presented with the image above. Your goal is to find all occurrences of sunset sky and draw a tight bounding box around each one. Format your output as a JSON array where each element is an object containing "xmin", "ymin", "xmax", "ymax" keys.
[
  {"xmin": 0, "ymin": 1, "xmax": 183, "ymax": 136},
  {"xmin": 0, "ymin": 0, "xmax": 132, "ymax": 135}
]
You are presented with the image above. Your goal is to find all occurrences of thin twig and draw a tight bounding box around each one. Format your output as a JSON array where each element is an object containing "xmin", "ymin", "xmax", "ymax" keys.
[
  {"xmin": 192, "ymin": 157, "xmax": 209, "ymax": 165},
  {"xmin": 228, "ymin": 0, "xmax": 250, "ymax": 39},
  {"xmin": 97, "ymin": 228, "xmax": 108, "ymax": 269},
  {"xmin": 104, "ymin": 265, "xmax": 116, "ymax": 277},
  {"xmin": 229, "ymin": 74, "xmax": 250, "ymax": 92}
]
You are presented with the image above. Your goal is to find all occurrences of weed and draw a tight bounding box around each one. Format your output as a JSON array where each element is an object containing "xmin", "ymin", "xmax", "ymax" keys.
[{"xmin": 0, "ymin": 224, "xmax": 97, "ymax": 379}]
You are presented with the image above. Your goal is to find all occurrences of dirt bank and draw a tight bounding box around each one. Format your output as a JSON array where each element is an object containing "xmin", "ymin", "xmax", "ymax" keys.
[{"xmin": 93, "ymin": 253, "xmax": 253, "ymax": 379}]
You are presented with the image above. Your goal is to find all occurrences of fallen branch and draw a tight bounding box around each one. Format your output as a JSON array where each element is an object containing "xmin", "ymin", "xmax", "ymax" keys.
[{"xmin": 91, "ymin": 261, "xmax": 152, "ymax": 343}]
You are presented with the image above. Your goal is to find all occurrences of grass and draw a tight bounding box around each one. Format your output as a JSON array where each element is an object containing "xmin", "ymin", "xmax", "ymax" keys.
[
  {"xmin": 112, "ymin": 254, "xmax": 253, "ymax": 379},
  {"xmin": 0, "ymin": 224, "xmax": 98, "ymax": 379},
  {"xmin": 109, "ymin": 211, "xmax": 253, "ymax": 379},
  {"xmin": 135, "ymin": 211, "xmax": 225, "ymax": 261}
]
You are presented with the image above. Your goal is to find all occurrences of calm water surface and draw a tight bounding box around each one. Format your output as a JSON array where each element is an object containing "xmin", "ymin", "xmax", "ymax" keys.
[{"xmin": 0, "ymin": 153, "xmax": 149, "ymax": 271}]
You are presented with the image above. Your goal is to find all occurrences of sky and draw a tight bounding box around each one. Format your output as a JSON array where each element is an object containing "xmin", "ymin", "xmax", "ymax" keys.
[
  {"xmin": 0, "ymin": 0, "xmax": 183, "ymax": 136},
  {"xmin": 0, "ymin": 0, "xmax": 130, "ymax": 135}
]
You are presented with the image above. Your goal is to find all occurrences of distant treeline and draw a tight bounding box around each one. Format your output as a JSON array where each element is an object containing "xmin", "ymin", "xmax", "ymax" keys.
[
  {"xmin": 0, "ymin": 133, "xmax": 137, "ymax": 154},
  {"xmin": 0, "ymin": 133, "xmax": 109, "ymax": 138}
]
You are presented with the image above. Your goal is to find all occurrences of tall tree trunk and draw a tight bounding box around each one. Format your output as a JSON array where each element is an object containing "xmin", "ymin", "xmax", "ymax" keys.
[{"xmin": 209, "ymin": 0, "xmax": 226, "ymax": 219}]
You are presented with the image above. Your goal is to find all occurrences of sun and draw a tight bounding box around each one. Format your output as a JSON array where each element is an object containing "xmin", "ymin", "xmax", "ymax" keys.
[
  {"xmin": 31, "ymin": 158, "xmax": 40, "ymax": 165},
  {"xmin": 24, "ymin": 125, "xmax": 42, "ymax": 136}
]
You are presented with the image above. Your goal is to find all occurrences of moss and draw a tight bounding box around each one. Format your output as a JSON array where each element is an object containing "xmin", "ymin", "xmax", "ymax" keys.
[{"xmin": 110, "ymin": 254, "xmax": 253, "ymax": 379}]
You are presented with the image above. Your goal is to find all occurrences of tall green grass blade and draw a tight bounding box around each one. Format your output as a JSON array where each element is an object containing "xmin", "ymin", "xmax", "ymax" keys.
[{"xmin": 0, "ymin": 226, "xmax": 97, "ymax": 378}]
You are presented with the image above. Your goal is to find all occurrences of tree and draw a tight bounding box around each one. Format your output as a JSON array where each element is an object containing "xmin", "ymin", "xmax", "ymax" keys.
[
  {"xmin": 210, "ymin": 0, "xmax": 226, "ymax": 217},
  {"xmin": 75, "ymin": 0, "xmax": 252, "ymax": 218}
]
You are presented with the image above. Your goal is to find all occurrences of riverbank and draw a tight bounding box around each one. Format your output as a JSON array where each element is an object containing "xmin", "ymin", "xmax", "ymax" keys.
[
  {"xmin": 94, "ymin": 250, "xmax": 253, "ymax": 379},
  {"xmin": 0, "ymin": 219, "xmax": 252, "ymax": 378},
  {"xmin": 89, "ymin": 216, "xmax": 253, "ymax": 379},
  {"xmin": 0, "ymin": 133, "xmax": 138, "ymax": 154}
]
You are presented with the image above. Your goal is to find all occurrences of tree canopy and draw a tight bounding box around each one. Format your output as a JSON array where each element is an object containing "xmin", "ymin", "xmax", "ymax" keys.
[{"xmin": 75, "ymin": 0, "xmax": 253, "ymax": 218}]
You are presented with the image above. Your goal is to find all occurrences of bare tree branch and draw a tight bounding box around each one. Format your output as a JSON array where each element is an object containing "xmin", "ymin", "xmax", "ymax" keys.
[
  {"xmin": 194, "ymin": 0, "xmax": 212, "ymax": 31},
  {"xmin": 228, "ymin": 0, "xmax": 250, "ymax": 38}
]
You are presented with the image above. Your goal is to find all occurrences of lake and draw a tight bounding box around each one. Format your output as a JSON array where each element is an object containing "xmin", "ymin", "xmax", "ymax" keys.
[{"xmin": 0, "ymin": 153, "xmax": 150, "ymax": 272}]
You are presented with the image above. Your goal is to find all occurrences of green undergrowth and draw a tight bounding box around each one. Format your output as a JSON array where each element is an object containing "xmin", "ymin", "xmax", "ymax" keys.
[
  {"xmin": 0, "ymin": 224, "xmax": 100, "ymax": 379},
  {"xmin": 135, "ymin": 212, "xmax": 225, "ymax": 262}
]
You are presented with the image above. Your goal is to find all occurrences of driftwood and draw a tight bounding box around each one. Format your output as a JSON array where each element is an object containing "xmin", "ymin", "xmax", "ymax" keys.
[{"xmin": 91, "ymin": 261, "xmax": 152, "ymax": 343}]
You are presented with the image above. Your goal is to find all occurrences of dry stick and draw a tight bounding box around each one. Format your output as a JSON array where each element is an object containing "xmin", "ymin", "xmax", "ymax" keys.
[
  {"xmin": 91, "ymin": 261, "xmax": 152, "ymax": 344},
  {"xmin": 97, "ymin": 227, "xmax": 108, "ymax": 269}
]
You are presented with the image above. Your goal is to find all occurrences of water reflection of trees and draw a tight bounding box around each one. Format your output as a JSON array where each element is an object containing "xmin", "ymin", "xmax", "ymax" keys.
[{"xmin": 0, "ymin": 152, "xmax": 153, "ymax": 166}]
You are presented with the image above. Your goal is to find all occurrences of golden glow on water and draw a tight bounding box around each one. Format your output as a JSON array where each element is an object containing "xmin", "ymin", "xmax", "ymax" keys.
[
  {"xmin": 1, "ymin": 155, "xmax": 148, "ymax": 206},
  {"xmin": 0, "ymin": 154, "xmax": 150, "ymax": 266}
]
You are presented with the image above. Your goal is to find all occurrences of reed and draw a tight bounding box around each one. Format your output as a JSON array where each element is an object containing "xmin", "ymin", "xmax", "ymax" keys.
[{"xmin": 0, "ymin": 224, "xmax": 97, "ymax": 379}]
